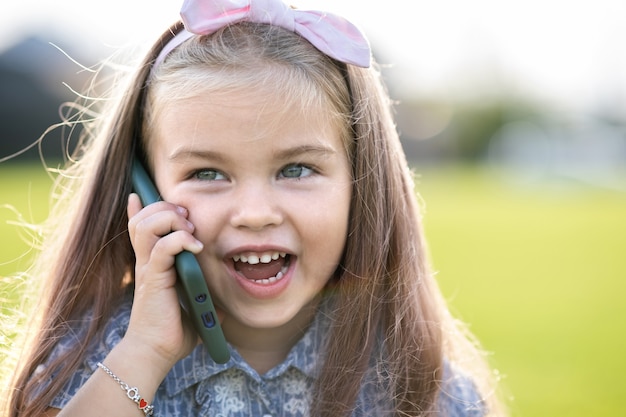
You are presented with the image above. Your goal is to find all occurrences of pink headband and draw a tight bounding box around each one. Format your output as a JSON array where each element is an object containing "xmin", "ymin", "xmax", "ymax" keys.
[{"xmin": 154, "ymin": 0, "xmax": 371, "ymax": 68}]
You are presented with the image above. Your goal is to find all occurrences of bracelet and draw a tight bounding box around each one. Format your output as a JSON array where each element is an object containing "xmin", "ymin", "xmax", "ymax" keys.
[{"xmin": 97, "ymin": 362, "xmax": 155, "ymax": 416}]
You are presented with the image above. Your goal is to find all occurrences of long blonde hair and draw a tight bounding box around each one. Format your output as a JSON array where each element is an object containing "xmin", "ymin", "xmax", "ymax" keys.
[{"xmin": 3, "ymin": 22, "xmax": 504, "ymax": 417}]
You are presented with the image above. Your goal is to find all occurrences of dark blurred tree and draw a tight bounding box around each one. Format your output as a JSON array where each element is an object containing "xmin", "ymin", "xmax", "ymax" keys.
[
  {"xmin": 395, "ymin": 97, "xmax": 540, "ymax": 164},
  {"xmin": 0, "ymin": 35, "xmax": 90, "ymax": 162}
]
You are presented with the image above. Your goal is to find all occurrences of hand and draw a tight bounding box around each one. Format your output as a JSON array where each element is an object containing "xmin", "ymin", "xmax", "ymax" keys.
[{"xmin": 125, "ymin": 193, "xmax": 204, "ymax": 371}]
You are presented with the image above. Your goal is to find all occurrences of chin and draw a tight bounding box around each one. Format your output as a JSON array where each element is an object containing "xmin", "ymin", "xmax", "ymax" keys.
[{"xmin": 229, "ymin": 300, "xmax": 315, "ymax": 332}]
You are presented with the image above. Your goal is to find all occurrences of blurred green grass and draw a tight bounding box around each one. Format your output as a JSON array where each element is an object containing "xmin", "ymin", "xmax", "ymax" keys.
[
  {"xmin": 1, "ymin": 162, "xmax": 625, "ymax": 416},
  {"xmin": 0, "ymin": 163, "xmax": 52, "ymax": 279},
  {"xmin": 417, "ymin": 165, "xmax": 626, "ymax": 416}
]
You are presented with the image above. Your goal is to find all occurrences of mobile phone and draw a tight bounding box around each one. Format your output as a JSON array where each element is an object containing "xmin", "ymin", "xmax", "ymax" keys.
[{"xmin": 131, "ymin": 157, "xmax": 230, "ymax": 364}]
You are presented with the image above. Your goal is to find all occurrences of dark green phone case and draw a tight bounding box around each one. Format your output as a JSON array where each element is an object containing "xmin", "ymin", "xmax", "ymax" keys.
[{"xmin": 131, "ymin": 157, "xmax": 230, "ymax": 364}]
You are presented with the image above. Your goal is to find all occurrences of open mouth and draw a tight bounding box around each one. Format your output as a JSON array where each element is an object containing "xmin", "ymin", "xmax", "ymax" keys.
[{"xmin": 232, "ymin": 251, "xmax": 291, "ymax": 285}]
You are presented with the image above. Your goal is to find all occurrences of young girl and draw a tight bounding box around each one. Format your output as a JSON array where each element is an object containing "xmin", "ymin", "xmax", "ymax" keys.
[{"xmin": 3, "ymin": 0, "xmax": 505, "ymax": 415}]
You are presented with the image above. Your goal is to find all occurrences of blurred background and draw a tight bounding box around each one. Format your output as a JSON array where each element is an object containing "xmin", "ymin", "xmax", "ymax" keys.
[{"xmin": 1, "ymin": 1, "xmax": 625, "ymax": 416}]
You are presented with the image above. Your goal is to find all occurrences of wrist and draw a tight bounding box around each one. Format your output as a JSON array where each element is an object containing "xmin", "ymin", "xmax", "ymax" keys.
[
  {"xmin": 104, "ymin": 338, "xmax": 174, "ymax": 397},
  {"xmin": 97, "ymin": 362, "xmax": 155, "ymax": 416},
  {"xmin": 120, "ymin": 326, "xmax": 187, "ymax": 373}
]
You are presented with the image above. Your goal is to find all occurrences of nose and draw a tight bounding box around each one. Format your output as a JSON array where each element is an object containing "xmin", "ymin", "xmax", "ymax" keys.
[{"xmin": 229, "ymin": 183, "xmax": 283, "ymax": 230}]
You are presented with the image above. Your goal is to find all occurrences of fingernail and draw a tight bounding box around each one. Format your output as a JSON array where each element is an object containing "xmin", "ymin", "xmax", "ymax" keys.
[
  {"xmin": 176, "ymin": 206, "xmax": 188, "ymax": 215},
  {"xmin": 190, "ymin": 239, "xmax": 204, "ymax": 253}
]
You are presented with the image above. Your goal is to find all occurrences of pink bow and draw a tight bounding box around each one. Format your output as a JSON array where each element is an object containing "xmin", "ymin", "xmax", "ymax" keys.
[{"xmin": 156, "ymin": 0, "xmax": 371, "ymax": 68}]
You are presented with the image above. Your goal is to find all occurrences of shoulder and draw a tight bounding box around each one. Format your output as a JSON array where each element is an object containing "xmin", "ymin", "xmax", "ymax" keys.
[
  {"xmin": 52, "ymin": 295, "xmax": 133, "ymax": 361},
  {"xmin": 437, "ymin": 361, "xmax": 487, "ymax": 417},
  {"xmin": 36, "ymin": 294, "xmax": 134, "ymax": 408}
]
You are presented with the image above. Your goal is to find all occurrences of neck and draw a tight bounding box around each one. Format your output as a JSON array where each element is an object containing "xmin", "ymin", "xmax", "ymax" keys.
[{"xmin": 223, "ymin": 300, "xmax": 319, "ymax": 375}]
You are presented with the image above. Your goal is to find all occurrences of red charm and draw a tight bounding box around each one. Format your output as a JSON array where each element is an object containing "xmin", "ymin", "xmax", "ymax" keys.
[{"xmin": 139, "ymin": 398, "xmax": 148, "ymax": 409}]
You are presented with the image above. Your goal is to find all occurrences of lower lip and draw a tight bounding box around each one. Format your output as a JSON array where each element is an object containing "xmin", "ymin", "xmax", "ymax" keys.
[{"xmin": 230, "ymin": 258, "xmax": 295, "ymax": 299}]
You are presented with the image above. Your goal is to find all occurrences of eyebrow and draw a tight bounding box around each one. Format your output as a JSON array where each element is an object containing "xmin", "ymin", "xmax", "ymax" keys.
[
  {"xmin": 273, "ymin": 144, "xmax": 338, "ymax": 160},
  {"xmin": 168, "ymin": 149, "xmax": 226, "ymax": 163},
  {"xmin": 169, "ymin": 144, "xmax": 338, "ymax": 163}
]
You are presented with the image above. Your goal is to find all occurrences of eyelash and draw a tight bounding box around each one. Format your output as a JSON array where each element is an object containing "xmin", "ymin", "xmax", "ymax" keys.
[
  {"xmin": 193, "ymin": 169, "xmax": 227, "ymax": 181},
  {"xmin": 278, "ymin": 163, "xmax": 315, "ymax": 179},
  {"xmin": 190, "ymin": 163, "xmax": 316, "ymax": 181}
]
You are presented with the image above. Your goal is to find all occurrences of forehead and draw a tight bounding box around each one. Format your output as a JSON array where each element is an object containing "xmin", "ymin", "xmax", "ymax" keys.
[
  {"xmin": 148, "ymin": 78, "xmax": 345, "ymax": 140},
  {"xmin": 162, "ymin": 88, "xmax": 328, "ymax": 134},
  {"xmin": 148, "ymin": 87, "xmax": 345, "ymax": 161},
  {"xmin": 143, "ymin": 62, "xmax": 352, "ymax": 160}
]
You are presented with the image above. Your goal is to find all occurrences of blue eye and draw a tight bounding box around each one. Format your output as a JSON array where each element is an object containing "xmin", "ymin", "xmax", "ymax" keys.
[
  {"xmin": 195, "ymin": 169, "xmax": 226, "ymax": 181},
  {"xmin": 280, "ymin": 164, "xmax": 313, "ymax": 179}
]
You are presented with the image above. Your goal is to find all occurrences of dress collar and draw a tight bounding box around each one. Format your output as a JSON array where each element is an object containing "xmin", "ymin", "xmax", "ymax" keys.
[{"xmin": 164, "ymin": 298, "xmax": 331, "ymax": 396}]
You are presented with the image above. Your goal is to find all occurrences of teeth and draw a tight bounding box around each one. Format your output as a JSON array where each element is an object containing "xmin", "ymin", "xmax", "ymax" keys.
[
  {"xmin": 252, "ymin": 271, "xmax": 285, "ymax": 285},
  {"xmin": 233, "ymin": 251, "xmax": 286, "ymax": 264}
]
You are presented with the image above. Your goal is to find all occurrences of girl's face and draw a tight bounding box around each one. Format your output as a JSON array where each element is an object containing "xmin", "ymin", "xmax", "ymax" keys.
[{"xmin": 149, "ymin": 88, "xmax": 352, "ymax": 335}]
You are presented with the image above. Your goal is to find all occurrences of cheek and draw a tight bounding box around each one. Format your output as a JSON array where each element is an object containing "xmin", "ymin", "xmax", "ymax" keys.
[
  {"xmin": 316, "ymin": 204, "xmax": 349, "ymax": 238},
  {"xmin": 301, "ymin": 190, "xmax": 350, "ymax": 256},
  {"xmin": 175, "ymin": 195, "xmax": 226, "ymax": 239},
  {"xmin": 191, "ymin": 212, "xmax": 223, "ymax": 235}
]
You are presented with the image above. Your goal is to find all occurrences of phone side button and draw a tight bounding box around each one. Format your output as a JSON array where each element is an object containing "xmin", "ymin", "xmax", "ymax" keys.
[{"xmin": 201, "ymin": 311, "xmax": 216, "ymax": 328}]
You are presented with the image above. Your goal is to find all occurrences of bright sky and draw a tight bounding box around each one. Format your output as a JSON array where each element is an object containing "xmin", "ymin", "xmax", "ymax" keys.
[{"xmin": 2, "ymin": 0, "xmax": 626, "ymax": 112}]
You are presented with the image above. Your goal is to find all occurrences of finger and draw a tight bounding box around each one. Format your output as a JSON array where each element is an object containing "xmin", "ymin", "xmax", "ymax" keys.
[
  {"xmin": 133, "ymin": 230, "xmax": 203, "ymax": 287},
  {"xmin": 127, "ymin": 193, "xmax": 144, "ymax": 220},
  {"xmin": 128, "ymin": 204, "xmax": 194, "ymax": 252},
  {"xmin": 133, "ymin": 232, "xmax": 203, "ymax": 285},
  {"xmin": 134, "ymin": 210, "xmax": 195, "ymax": 240},
  {"xmin": 148, "ymin": 231, "xmax": 204, "ymax": 267},
  {"xmin": 128, "ymin": 200, "xmax": 188, "ymax": 232}
]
